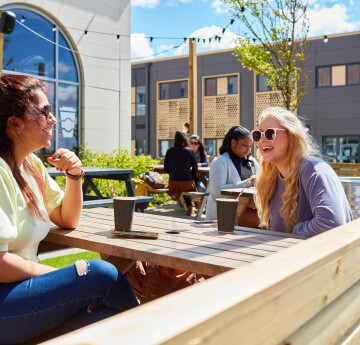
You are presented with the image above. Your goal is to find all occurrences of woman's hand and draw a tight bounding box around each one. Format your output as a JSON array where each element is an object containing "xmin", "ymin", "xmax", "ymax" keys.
[
  {"xmin": 250, "ymin": 175, "xmax": 257, "ymax": 186},
  {"xmin": 47, "ymin": 148, "xmax": 82, "ymax": 175}
]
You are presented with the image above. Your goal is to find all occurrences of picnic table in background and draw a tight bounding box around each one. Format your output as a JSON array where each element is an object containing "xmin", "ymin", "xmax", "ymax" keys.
[
  {"xmin": 46, "ymin": 167, "xmax": 153, "ymax": 211},
  {"xmin": 44, "ymin": 207, "xmax": 305, "ymax": 277},
  {"xmin": 221, "ymin": 187, "xmax": 258, "ymax": 228},
  {"xmin": 146, "ymin": 165, "xmax": 210, "ymax": 220}
]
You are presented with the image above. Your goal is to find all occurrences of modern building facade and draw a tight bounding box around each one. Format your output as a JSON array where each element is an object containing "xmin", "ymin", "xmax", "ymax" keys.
[
  {"xmin": 0, "ymin": 0, "xmax": 131, "ymax": 155},
  {"xmin": 131, "ymin": 31, "xmax": 360, "ymax": 163}
]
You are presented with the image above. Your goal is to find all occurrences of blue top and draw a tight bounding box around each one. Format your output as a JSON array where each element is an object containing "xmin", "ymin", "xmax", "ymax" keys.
[
  {"xmin": 195, "ymin": 150, "xmax": 209, "ymax": 167},
  {"xmin": 269, "ymin": 157, "xmax": 353, "ymax": 237}
]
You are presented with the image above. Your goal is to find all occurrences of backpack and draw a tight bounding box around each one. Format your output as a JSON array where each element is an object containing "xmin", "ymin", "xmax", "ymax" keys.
[{"xmin": 141, "ymin": 171, "xmax": 166, "ymax": 189}]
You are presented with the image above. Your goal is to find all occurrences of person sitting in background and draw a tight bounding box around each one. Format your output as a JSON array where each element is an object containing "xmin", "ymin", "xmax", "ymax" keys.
[
  {"xmin": 0, "ymin": 74, "xmax": 138, "ymax": 344},
  {"xmin": 183, "ymin": 122, "xmax": 190, "ymax": 138},
  {"xmin": 164, "ymin": 130, "xmax": 198, "ymax": 216},
  {"xmin": 190, "ymin": 135, "xmax": 209, "ymax": 167},
  {"xmin": 254, "ymin": 107, "xmax": 353, "ymax": 237},
  {"xmin": 206, "ymin": 126, "xmax": 259, "ymax": 222}
]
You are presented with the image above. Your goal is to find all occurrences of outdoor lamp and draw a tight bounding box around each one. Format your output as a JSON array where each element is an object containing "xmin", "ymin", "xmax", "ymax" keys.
[{"xmin": 0, "ymin": 11, "xmax": 16, "ymax": 34}]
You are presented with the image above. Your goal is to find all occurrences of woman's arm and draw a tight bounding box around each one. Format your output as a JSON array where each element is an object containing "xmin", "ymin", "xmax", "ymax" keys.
[
  {"xmin": 47, "ymin": 149, "xmax": 83, "ymax": 229},
  {"xmin": 293, "ymin": 161, "xmax": 352, "ymax": 237},
  {"xmin": 0, "ymin": 251, "xmax": 56, "ymax": 283}
]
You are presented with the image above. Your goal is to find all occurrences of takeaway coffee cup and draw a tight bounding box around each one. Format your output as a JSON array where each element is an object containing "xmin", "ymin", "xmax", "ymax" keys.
[
  {"xmin": 216, "ymin": 198, "xmax": 239, "ymax": 233},
  {"xmin": 113, "ymin": 197, "xmax": 137, "ymax": 231}
]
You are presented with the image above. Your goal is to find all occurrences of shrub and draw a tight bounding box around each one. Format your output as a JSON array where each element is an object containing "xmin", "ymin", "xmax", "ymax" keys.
[{"xmin": 46, "ymin": 148, "xmax": 170, "ymax": 206}]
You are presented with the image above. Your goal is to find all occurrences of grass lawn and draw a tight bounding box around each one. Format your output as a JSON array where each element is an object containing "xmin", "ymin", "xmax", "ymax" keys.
[{"xmin": 39, "ymin": 251, "xmax": 101, "ymax": 269}]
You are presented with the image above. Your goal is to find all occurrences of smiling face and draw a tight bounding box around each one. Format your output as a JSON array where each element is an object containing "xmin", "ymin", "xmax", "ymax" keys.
[
  {"xmin": 231, "ymin": 136, "xmax": 253, "ymax": 158},
  {"xmin": 257, "ymin": 116, "xmax": 289, "ymax": 173}
]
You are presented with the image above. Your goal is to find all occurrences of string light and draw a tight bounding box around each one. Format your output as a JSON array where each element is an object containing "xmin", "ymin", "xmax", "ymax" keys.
[
  {"xmin": 84, "ymin": 30, "xmax": 88, "ymax": 35},
  {"xmin": 150, "ymin": 37, "xmax": 153, "ymax": 43},
  {"xmin": 323, "ymin": 35, "xmax": 328, "ymax": 43},
  {"xmin": 287, "ymin": 38, "xmax": 291, "ymax": 46},
  {"xmin": 20, "ymin": 16, "xmax": 25, "ymax": 23},
  {"xmin": 240, "ymin": 6, "xmax": 245, "ymax": 14},
  {"xmin": 52, "ymin": 25, "xmax": 56, "ymax": 32},
  {"xmin": 116, "ymin": 34, "xmax": 120, "ymax": 41}
]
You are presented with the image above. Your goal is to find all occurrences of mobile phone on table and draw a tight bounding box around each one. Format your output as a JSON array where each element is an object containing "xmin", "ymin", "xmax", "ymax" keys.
[{"xmin": 110, "ymin": 228, "xmax": 159, "ymax": 239}]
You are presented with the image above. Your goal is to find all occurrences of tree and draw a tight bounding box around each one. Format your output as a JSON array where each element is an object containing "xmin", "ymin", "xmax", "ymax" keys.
[{"xmin": 223, "ymin": 0, "xmax": 311, "ymax": 111}]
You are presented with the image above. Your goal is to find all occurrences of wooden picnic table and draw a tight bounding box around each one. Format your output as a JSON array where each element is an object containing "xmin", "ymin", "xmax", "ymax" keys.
[
  {"xmin": 44, "ymin": 207, "xmax": 305, "ymax": 277},
  {"xmin": 146, "ymin": 165, "xmax": 209, "ymax": 186},
  {"xmin": 221, "ymin": 187, "xmax": 258, "ymax": 226},
  {"xmin": 46, "ymin": 167, "xmax": 153, "ymax": 211},
  {"xmin": 146, "ymin": 165, "xmax": 210, "ymax": 219}
]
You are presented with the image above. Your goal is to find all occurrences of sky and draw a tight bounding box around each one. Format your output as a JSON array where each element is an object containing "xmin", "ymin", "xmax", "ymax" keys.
[{"xmin": 130, "ymin": 0, "xmax": 360, "ymax": 61}]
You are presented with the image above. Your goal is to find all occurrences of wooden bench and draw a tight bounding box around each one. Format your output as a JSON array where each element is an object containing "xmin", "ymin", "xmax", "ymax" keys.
[
  {"xmin": 148, "ymin": 188, "xmax": 169, "ymax": 194},
  {"xmin": 45, "ymin": 218, "xmax": 360, "ymax": 345},
  {"xmin": 82, "ymin": 196, "xmax": 154, "ymax": 211},
  {"xmin": 329, "ymin": 162, "xmax": 360, "ymax": 177}
]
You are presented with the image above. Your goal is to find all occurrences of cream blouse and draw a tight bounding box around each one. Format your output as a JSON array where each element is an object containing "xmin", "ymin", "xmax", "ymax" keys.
[{"xmin": 0, "ymin": 154, "xmax": 64, "ymax": 262}]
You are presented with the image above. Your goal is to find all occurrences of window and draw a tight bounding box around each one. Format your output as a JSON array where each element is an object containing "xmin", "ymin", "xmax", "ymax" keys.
[
  {"xmin": 323, "ymin": 136, "xmax": 359, "ymax": 163},
  {"xmin": 205, "ymin": 78, "xmax": 216, "ymax": 96},
  {"xmin": 3, "ymin": 7, "xmax": 80, "ymax": 156},
  {"xmin": 317, "ymin": 67, "xmax": 331, "ymax": 87},
  {"xmin": 135, "ymin": 140, "xmax": 146, "ymax": 155},
  {"xmin": 136, "ymin": 86, "xmax": 146, "ymax": 116},
  {"xmin": 205, "ymin": 139, "xmax": 217, "ymax": 156},
  {"xmin": 160, "ymin": 83, "xmax": 169, "ymax": 100},
  {"xmin": 159, "ymin": 140, "xmax": 173, "ymax": 157},
  {"xmin": 228, "ymin": 76, "xmax": 238, "ymax": 94},
  {"xmin": 257, "ymin": 75, "xmax": 272, "ymax": 92},
  {"xmin": 317, "ymin": 63, "xmax": 360, "ymax": 87},
  {"xmin": 348, "ymin": 64, "xmax": 360, "ymax": 85},
  {"xmin": 159, "ymin": 81, "xmax": 188, "ymax": 100},
  {"xmin": 180, "ymin": 81, "xmax": 188, "ymax": 98}
]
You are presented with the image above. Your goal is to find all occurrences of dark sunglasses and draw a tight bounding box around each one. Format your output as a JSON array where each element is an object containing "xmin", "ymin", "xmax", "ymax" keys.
[
  {"xmin": 39, "ymin": 104, "xmax": 53, "ymax": 121},
  {"xmin": 251, "ymin": 128, "xmax": 286, "ymax": 142},
  {"xmin": 190, "ymin": 141, "xmax": 200, "ymax": 145}
]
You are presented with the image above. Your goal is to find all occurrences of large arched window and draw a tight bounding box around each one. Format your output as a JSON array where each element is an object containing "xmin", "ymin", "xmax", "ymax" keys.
[{"xmin": 1, "ymin": 6, "xmax": 81, "ymax": 156}]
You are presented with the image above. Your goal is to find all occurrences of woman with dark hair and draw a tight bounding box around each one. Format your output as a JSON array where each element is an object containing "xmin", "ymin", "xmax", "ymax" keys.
[
  {"xmin": 0, "ymin": 75, "xmax": 138, "ymax": 344},
  {"xmin": 206, "ymin": 125, "xmax": 259, "ymax": 221},
  {"xmin": 190, "ymin": 134, "xmax": 209, "ymax": 167},
  {"xmin": 164, "ymin": 130, "xmax": 198, "ymax": 216}
]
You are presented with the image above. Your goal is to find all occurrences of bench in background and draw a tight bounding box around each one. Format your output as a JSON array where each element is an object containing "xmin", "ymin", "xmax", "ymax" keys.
[
  {"xmin": 82, "ymin": 196, "xmax": 154, "ymax": 211},
  {"xmin": 45, "ymin": 218, "xmax": 360, "ymax": 345},
  {"xmin": 329, "ymin": 162, "xmax": 360, "ymax": 177}
]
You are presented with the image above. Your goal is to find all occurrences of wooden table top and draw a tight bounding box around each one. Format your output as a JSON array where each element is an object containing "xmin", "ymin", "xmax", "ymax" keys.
[
  {"xmin": 45, "ymin": 208, "xmax": 304, "ymax": 276},
  {"xmin": 221, "ymin": 187, "xmax": 257, "ymax": 198}
]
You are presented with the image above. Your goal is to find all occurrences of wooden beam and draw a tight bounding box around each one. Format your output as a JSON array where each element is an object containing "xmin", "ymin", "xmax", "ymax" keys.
[
  {"xmin": 44, "ymin": 218, "xmax": 360, "ymax": 345},
  {"xmin": 189, "ymin": 38, "xmax": 197, "ymax": 135}
]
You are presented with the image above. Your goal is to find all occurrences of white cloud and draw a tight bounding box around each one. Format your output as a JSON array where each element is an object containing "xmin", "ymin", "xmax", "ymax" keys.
[
  {"xmin": 308, "ymin": 3, "xmax": 360, "ymax": 36},
  {"xmin": 131, "ymin": 33, "xmax": 154, "ymax": 60},
  {"xmin": 173, "ymin": 25, "xmax": 238, "ymax": 56},
  {"xmin": 211, "ymin": 0, "xmax": 230, "ymax": 15},
  {"xmin": 179, "ymin": 0, "xmax": 192, "ymax": 3},
  {"xmin": 132, "ymin": 0, "xmax": 160, "ymax": 9}
]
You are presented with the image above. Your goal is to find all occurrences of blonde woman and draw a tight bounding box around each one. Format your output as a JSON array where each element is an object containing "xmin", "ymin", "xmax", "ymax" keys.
[{"xmin": 253, "ymin": 107, "xmax": 353, "ymax": 237}]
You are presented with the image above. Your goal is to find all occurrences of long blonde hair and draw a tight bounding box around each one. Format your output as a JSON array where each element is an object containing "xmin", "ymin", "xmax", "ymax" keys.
[{"xmin": 255, "ymin": 107, "xmax": 320, "ymax": 232}]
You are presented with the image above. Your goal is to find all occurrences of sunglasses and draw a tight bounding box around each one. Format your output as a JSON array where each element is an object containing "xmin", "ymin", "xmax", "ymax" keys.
[
  {"xmin": 251, "ymin": 128, "xmax": 286, "ymax": 142},
  {"xmin": 39, "ymin": 104, "xmax": 53, "ymax": 121},
  {"xmin": 190, "ymin": 141, "xmax": 200, "ymax": 145}
]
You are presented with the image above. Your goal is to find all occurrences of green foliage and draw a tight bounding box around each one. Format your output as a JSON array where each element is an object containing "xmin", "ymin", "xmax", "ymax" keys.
[
  {"xmin": 46, "ymin": 148, "xmax": 171, "ymax": 206},
  {"xmin": 39, "ymin": 251, "xmax": 101, "ymax": 268},
  {"xmin": 224, "ymin": 0, "xmax": 311, "ymax": 111}
]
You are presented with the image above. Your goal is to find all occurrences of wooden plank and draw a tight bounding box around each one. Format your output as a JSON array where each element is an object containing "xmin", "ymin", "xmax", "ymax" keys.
[
  {"xmin": 336, "ymin": 319, "xmax": 360, "ymax": 345},
  {"xmin": 282, "ymin": 277, "xmax": 360, "ymax": 345},
  {"xmin": 43, "ymin": 218, "xmax": 360, "ymax": 345}
]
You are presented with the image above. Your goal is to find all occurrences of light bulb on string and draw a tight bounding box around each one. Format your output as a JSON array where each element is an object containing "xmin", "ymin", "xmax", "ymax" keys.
[
  {"xmin": 323, "ymin": 35, "xmax": 328, "ymax": 43},
  {"xmin": 116, "ymin": 34, "xmax": 120, "ymax": 41},
  {"xmin": 84, "ymin": 30, "xmax": 88, "ymax": 36},
  {"xmin": 287, "ymin": 38, "xmax": 291, "ymax": 46},
  {"xmin": 20, "ymin": 16, "xmax": 25, "ymax": 23},
  {"xmin": 52, "ymin": 25, "xmax": 56, "ymax": 32}
]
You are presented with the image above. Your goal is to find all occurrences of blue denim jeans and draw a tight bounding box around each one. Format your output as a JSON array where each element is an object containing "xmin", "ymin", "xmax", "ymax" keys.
[{"xmin": 0, "ymin": 260, "xmax": 139, "ymax": 344}]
